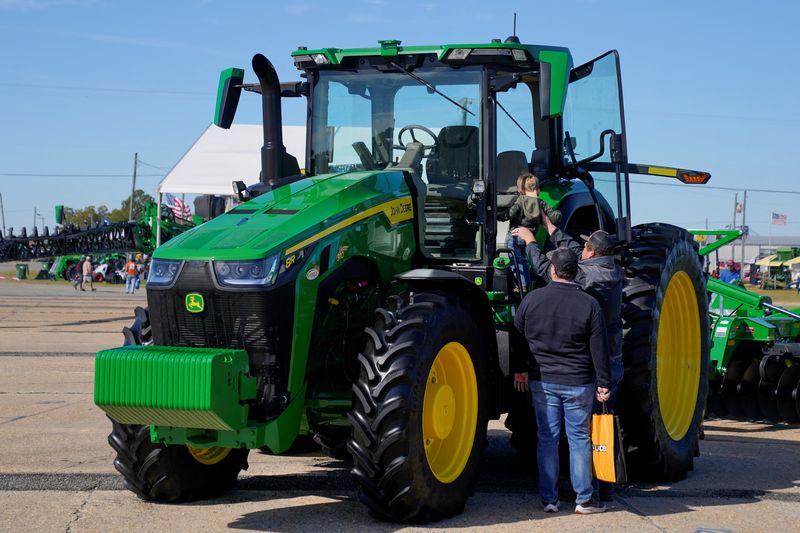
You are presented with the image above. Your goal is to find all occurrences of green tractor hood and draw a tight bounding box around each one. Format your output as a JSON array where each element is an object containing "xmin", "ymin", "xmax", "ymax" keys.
[{"xmin": 154, "ymin": 170, "xmax": 415, "ymax": 262}]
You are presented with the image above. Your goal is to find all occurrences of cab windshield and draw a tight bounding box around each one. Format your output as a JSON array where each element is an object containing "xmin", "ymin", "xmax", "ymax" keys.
[{"xmin": 311, "ymin": 67, "xmax": 484, "ymax": 260}]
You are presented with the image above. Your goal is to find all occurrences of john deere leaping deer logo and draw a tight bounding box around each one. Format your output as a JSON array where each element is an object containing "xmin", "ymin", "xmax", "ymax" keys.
[{"xmin": 185, "ymin": 293, "xmax": 204, "ymax": 313}]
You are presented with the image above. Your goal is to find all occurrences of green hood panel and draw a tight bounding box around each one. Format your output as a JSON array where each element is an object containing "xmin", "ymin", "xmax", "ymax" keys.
[{"xmin": 154, "ymin": 171, "xmax": 413, "ymax": 261}]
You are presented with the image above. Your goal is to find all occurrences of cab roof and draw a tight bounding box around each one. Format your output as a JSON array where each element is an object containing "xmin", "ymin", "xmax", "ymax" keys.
[{"xmin": 291, "ymin": 39, "xmax": 571, "ymax": 67}]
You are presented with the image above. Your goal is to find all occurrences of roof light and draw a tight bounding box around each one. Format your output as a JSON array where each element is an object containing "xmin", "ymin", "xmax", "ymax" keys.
[
  {"xmin": 293, "ymin": 54, "xmax": 313, "ymax": 63},
  {"xmin": 511, "ymin": 49, "xmax": 527, "ymax": 61},
  {"xmin": 470, "ymin": 48, "xmax": 513, "ymax": 56},
  {"xmin": 448, "ymin": 48, "xmax": 471, "ymax": 60},
  {"xmin": 312, "ymin": 54, "xmax": 330, "ymax": 65}
]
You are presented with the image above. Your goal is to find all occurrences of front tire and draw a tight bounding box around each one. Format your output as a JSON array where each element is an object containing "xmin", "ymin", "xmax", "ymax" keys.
[
  {"xmin": 109, "ymin": 421, "xmax": 249, "ymax": 501},
  {"xmin": 619, "ymin": 223, "xmax": 709, "ymax": 481},
  {"xmin": 110, "ymin": 307, "xmax": 249, "ymax": 501},
  {"xmin": 348, "ymin": 292, "xmax": 490, "ymax": 523}
]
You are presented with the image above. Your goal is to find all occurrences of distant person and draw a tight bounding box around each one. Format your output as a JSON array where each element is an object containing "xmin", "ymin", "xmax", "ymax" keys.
[
  {"xmin": 81, "ymin": 256, "xmax": 96, "ymax": 291},
  {"xmin": 72, "ymin": 258, "xmax": 85, "ymax": 290},
  {"xmin": 719, "ymin": 260, "xmax": 740, "ymax": 284},
  {"xmin": 124, "ymin": 255, "xmax": 138, "ymax": 294},
  {"xmin": 135, "ymin": 259, "xmax": 145, "ymax": 291}
]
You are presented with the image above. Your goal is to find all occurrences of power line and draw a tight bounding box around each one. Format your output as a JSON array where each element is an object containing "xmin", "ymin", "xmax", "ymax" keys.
[
  {"xmin": 0, "ymin": 172, "xmax": 163, "ymax": 178},
  {"xmin": 0, "ymin": 82, "xmax": 210, "ymax": 97},
  {"xmin": 0, "ymin": 170, "xmax": 796, "ymax": 195},
  {"xmin": 136, "ymin": 159, "xmax": 170, "ymax": 171},
  {"xmin": 608, "ymin": 176, "xmax": 800, "ymax": 195}
]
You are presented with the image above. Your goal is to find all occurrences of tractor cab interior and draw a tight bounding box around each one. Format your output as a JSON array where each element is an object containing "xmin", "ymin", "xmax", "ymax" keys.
[{"xmin": 309, "ymin": 67, "xmax": 484, "ymax": 260}]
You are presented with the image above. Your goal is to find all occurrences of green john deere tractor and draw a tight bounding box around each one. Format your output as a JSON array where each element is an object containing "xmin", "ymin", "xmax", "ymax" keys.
[{"xmin": 95, "ymin": 38, "xmax": 712, "ymax": 522}]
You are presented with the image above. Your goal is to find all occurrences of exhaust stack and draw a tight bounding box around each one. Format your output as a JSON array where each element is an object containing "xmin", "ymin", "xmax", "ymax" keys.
[{"xmin": 252, "ymin": 54, "xmax": 286, "ymax": 190}]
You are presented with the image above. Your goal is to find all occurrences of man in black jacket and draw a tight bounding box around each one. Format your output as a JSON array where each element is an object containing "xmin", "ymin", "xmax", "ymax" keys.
[{"xmin": 513, "ymin": 247, "xmax": 611, "ymax": 514}]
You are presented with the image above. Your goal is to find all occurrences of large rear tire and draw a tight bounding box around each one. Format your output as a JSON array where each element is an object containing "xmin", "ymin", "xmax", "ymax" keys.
[
  {"xmin": 109, "ymin": 307, "xmax": 249, "ymax": 501},
  {"xmin": 348, "ymin": 292, "xmax": 490, "ymax": 523},
  {"xmin": 619, "ymin": 223, "xmax": 709, "ymax": 481}
]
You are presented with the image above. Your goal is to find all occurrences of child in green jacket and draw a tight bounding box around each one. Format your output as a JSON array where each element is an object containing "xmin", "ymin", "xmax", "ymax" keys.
[{"xmin": 506, "ymin": 173, "xmax": 562, "ymax": 290}]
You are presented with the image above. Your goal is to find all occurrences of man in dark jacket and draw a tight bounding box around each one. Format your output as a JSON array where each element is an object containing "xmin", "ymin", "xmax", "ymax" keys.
[
  {"xmin": 513, "ymin": 247, "xmax": 611, "ymax": 514},
  {"xmin": 512, "ymin": 216, "xmax": 623, "ymax": 406}
]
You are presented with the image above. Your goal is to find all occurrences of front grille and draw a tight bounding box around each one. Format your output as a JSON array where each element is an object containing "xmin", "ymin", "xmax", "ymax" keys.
[{"xmin": 147, "ymin": 261, "xmax": 294, "ymax": 418}]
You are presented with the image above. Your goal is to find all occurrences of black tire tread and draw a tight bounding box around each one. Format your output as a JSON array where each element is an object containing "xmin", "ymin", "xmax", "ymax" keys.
[
  {"xmin": 348, "ymin": 291, "xmax": 488, "ymax": 523},
  {"xmin": 618, "ymin": 223, "xmax": 710, "ymax": 481}
]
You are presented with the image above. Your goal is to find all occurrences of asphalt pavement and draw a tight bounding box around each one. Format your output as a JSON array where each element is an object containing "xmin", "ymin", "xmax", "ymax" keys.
[{"xmin": 1, "ymin": 278, "xmax": 798, "ymax": 532}]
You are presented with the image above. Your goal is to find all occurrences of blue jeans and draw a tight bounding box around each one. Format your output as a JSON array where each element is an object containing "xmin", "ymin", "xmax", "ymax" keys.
[
  {"xmin": 506, "ymin": 233, "xmax": 530, "ymax": 290},
  {"xmin": 530, "ymin": 380, "xmax": 595, "ymax": 505},
  {"xmin": 125, "ymin": 275, "xmax": 137, "ymax": 293}
]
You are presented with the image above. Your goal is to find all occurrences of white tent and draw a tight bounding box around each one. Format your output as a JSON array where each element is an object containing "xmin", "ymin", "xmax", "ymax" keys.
[{"xmin": 155, "ymin": 123, "xmax": 306, "ymax": 245}]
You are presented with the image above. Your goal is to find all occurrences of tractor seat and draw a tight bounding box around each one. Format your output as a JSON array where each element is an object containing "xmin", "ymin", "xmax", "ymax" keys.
[
  {"xmin": 496, "ymin": 150, "xmax": 529, "ymax": 210},
  {"xmin": 426, "ymin": 125, "xmax": 479, "ymax": 186}
]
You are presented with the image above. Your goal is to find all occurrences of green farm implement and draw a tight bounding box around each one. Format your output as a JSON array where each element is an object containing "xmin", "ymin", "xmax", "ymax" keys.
[
  {"xmin": 0, "ymin": 201, "xmax": 193, "ymax": 263},
  {"xmin": 95, "ymin": 38, "xmax": 713, "ymax": 522},
  {"xmin": 691, "ymin": 229, "xmax": 800, "ymax": 423}
]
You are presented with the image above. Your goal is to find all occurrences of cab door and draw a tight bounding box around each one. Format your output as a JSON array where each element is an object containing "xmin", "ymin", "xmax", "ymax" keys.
[{"xmin": 563, "ymin": 50, "xmax": 631, "ymax": 242}]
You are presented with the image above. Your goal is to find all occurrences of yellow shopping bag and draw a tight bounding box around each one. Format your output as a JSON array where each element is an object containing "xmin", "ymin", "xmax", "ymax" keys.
[{"xmin": 591, "ymin": 405, "xmax": 627, "ymax": 483}]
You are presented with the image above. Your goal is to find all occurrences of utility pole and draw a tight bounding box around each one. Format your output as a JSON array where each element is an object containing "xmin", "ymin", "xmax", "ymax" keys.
[
  {"xmin": 741, "ymin": 190, "xmax": 747, "ymax": 271},
  {"xmin": 33, "ymin": 206, "xmax": 37, "ymax": 232},
  {"xmin": 129, "ymin": 152, "xmax": 138, "ymax": 221},
  {"xmin": 0, "ymin": 192, "xmax": 6, "ymax": 236},
  {"xmin": 731, "ymin": 192, "xmax": 738, "ymax": 263}
]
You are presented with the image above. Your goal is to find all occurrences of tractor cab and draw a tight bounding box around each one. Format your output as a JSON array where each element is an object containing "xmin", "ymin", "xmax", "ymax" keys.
[{"xmin": 217, "ymin": 40, "xmax": 645, "ymax": 281}]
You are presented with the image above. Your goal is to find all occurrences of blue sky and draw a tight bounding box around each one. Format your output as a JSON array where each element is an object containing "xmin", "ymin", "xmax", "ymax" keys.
[{"xmin": 1, "ymin": 0, "xmax": 798, "ymax": 237}]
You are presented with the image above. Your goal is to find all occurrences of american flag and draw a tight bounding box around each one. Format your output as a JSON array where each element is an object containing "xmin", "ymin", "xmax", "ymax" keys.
[
  {"xmin": 165, "ymin": 194, "xmax": 191, "ymax": 220},
  {"xmin": 771, "ymin": 212, "xmax": 787, "ymax": 225}
]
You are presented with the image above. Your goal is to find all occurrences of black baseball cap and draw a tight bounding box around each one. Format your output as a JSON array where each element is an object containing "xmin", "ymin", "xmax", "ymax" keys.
[
  {"xmin": 546, "ymin": 247, "xmax": 579, "ymax": 278},
  {"xmin": 580, "ymin": 230, "xmax": 616, "ymax": 255}
]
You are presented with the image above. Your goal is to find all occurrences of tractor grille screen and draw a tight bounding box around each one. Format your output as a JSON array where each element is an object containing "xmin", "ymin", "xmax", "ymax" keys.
[{"xmin": 146, "ymin": 261, "xmax": 294, "ymax": 416}]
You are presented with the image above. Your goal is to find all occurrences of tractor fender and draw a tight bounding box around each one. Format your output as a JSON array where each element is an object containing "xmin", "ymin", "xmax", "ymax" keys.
[{"xmin": 394, "ymin": 268, "xmax": 501, "ymax": 417}]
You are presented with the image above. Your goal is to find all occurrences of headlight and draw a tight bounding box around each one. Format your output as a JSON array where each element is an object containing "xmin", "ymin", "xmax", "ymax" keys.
[
  {"xmin": 147, "ymin": 259, "xmax": 181, "ymax": 286},
  {"xmin": 213, "ymin": 255, "xmax": 279, "ymax": 287}
]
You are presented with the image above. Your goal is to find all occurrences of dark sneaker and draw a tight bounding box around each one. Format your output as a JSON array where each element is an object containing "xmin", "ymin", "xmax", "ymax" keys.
[
  {"xmin": 575, "ymin": 499, "xmax": 606, "ymax": 514},
  {"xmin": 542, "ymin": 501, "xmax": 560, "ymax": 513}
]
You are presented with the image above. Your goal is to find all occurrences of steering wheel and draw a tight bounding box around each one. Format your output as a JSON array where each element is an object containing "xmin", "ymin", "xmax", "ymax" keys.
[{"xmin": 395, "ymin": 124, "xmax": 438, "ymax": 150}]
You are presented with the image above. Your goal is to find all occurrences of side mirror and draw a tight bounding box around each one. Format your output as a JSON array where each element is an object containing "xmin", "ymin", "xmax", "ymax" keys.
[
  {"xmin": 214, "ymin": 67, "xmax": 245, "ymax": 129},
  {"xmin": 55, "ymin": 205, "xmax": 64, "ymax": 225}
]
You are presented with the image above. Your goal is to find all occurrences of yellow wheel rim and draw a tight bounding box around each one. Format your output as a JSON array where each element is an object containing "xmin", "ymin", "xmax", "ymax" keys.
[
  {"xmin": 656, "ymin": 271, "xmax": 701, "ymax": 441},
  {"xmin": 422, "ymin": 341, "xmax": 478, "ymax": 483},
  {"xmin": 186, "ymin": 445, "xmax": 231, "ymax": 465}
]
